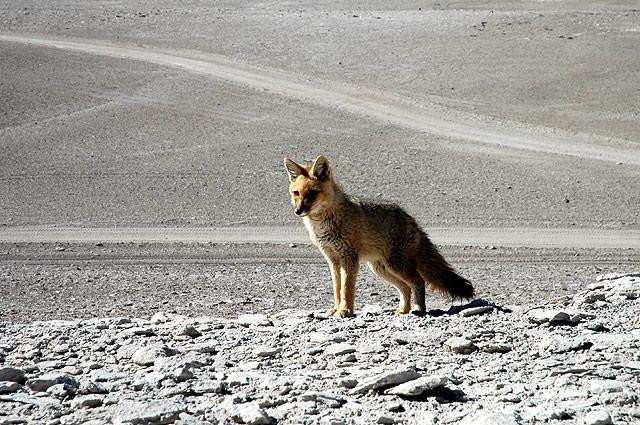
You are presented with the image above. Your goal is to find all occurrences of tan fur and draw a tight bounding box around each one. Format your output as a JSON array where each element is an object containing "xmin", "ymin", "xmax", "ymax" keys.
[{"xmin": 284, "ymin": 155, "xmax": 474, "ymax": 318}]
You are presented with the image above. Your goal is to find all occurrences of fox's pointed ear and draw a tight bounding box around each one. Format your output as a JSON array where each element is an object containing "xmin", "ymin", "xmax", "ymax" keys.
[
  {"xmin": 284, "ymin": 157, "xmax": 307, "ymax": 182},
  {"xmin": 311, "ymin": 155, "xmax": 331, "ymax": 182}
]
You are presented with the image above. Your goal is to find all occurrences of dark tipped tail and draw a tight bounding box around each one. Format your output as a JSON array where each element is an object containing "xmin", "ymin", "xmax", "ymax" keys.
[{"xmin": 417, "ymin": 236, "xmax": 474, "ymax": 300}]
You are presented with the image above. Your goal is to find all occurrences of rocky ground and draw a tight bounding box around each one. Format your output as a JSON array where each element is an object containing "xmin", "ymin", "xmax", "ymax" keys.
[{"xmin": 0, "ymin": 272, "xmax": 638, "ymax": 425}]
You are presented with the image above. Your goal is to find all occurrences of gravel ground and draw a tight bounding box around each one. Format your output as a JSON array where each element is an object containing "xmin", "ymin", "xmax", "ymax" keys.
[
  {"xmin": 0, "ymin": 272, "xmax": 638, "ymax": 424},
  {"xmin": 1, "ymin": 243, "xmax": 638, "ymax": 324}
]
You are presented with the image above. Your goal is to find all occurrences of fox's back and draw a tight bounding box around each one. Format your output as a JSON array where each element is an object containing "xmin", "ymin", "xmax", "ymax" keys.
[{"xmin": 305, "ymin": 197, "xmax": 424, "ymax": 260}]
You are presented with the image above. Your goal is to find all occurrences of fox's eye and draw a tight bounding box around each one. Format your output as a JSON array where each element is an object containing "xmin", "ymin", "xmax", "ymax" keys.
[{"xmin": 293, "ymin": 190, "xmax": 299, "ymax": 196}]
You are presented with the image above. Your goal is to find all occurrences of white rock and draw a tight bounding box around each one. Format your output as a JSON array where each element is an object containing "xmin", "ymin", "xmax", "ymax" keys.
[
  {"xmin": 47, "ymin": 383, "xmax": 70, "ymax": 398},
  {"xmin": 584, "ymin": 410, "xmax": 612, "ymax": 425},
  {"xmin": 191, "ymin": 379, "xmax": 225, "ymax": 395},
  {"xmin": 325, "ymin": 343, "xmax": 356, "ymax": 356},
  {"xmin": 444, "ymin": 337, "xmax": 477, "ymax": 354},
  {"xmin": 385, "ymin": 375, "xmax": 448, "ymax": 396},
  {"xmin": 605, "ymin": 275, "xmax": 640, "ymax": 299},
  {"xmin": 228, "ymin": 402, "xmax": 276, "ymax": 425},
  {"xmin": 459, "ymin": 306, "xmax": 493, "ymax": 317},
  {"xmin": 111, "ymin": 400, "xmax": 186, "ymax": 425},
  {"xmin": 596, "ymin": 272, "xmax": 640, "ymax": 282},
  {"xmin": 131, "ymin": 345, "xmax": 173, "ymax": 366},
  {"xmin": 237, "ymin": 314, "xmax": 272, "ymax": 327},
  {"xmin": 416, "ymin": 411, "xmax": 437, "ymax": 425},
  {"xmin": 587, "ymin": 379, "xmax": 630, "ymax": 394},
  {"xmin": 460, "ymin": 410, "xmax": 522, "ymax": 425},
  {"xmin": 0, "ymin": 416, "xmax": 29, "ymax": 425},
  {"xmin": 150, "ymin": 312, "xmax": 170, "ymax": 324},
  {"xmin": 71, "ymin": 395, "xmax": 103, "ymax": 409},
  {"xmin": 351, "ymin": 368, "xmax": 420, "ymax": 394}
]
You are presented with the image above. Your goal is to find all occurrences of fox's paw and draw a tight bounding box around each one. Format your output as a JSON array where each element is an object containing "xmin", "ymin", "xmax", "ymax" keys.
[
  {"xmin": 394, "ymin": 306, "xmax": 411, "ymax": 315},
  {"xmin": 411, "ymin": 308, "xmax": 427, "ymax": 317},
  {"xmin": 335, "ymin": 308, "xmax": 354, "ymax": 318},
  {"xmin": 327, "ymin": 307, "xmax": 338, "ymax": 316}
]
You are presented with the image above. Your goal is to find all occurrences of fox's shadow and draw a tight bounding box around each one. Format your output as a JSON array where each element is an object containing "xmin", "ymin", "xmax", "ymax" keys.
[{"xmin": 424, "ymin": 298, "xmax": 511, "ymax": 317}]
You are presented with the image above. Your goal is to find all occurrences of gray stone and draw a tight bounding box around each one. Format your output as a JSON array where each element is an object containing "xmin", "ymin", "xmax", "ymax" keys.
[
  {"xmin": 175, "ymin": 412, "xmax": 213, "ymax": 425},
  {"xmin": 549, "ymin": 338, "xmax": 592, "ymax": 354},
  {"xmin": 179, "ymin": 325, "xmax": 202, "ymax": 338},
  {"xmin": 549, "ymin": 312, "xmax": 575, "ymax": 326},
  {"xmin": 351, "ymin": 368, "xmax": 421, "ymax": 394},
  {"xmin": 191, "ymin": 379, "xmax": 225, "ymax": 395},
  {"xmin": 77, "ymin": 380, "xmax": 108, "ymax": 395},
  {"xmin": 0, "ymin": 381, "xmax": 19, "ymax": 394},
  {"xmin": 300, "ymin": 391, "xmax": 345, "ymax": 407},
  {"xmin": 584, "ymin": 410, "xmax": 612, "ymax": 425},
  {"xmin": 0, "ymin": 367, "xmax": 25, "ymax": 383},
  {"xmin": 185, "ymin": 341, "xmax": 219, "ymax": 354},
  {"xmin": 71, "ymin": 394, "xmax": 103, "ymax": 409},
  {"xmin": 480, "ymin": 344, "xmax": 512, "ymax": 354},
  {"xmin": 7, "ymin": 393, "xmax": 60, "ymax": 408},
  {"xmin": 26, "ymin": 373, "xmax": 76, "ymax": 392},
  {"xmin": 254, "ymin": 346, "xmax": 282, "ymax": 357},
  {"xmin": 339, "ymin": 378, "xmax": 358, "ymax": 389},
  {"xmin": 376, "ymin": 415, "xmax": 397, "ymax": 424},
  {"xmin": 385, "ymin": 375, "xmax": 448, "ymax": 396},
  {"xmin": 111, "ymin": 400, "xmax": 186, "ymax": 425},
  {"xmin": 131, "ymin": 345, "xmax": 174, "ymax": 366},
  {"xmin": 47, "ymin": 383, "xmax": 70, "ymax": 398},
  {"xmin": 444, "ymin": 337, "xmax": 477, "ymax": 354}
]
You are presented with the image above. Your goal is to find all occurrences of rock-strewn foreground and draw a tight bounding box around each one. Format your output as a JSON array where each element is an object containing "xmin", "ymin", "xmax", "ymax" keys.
[{"xmin": 1, "ymin": 273, "xmax": 639, "ymax": 425}]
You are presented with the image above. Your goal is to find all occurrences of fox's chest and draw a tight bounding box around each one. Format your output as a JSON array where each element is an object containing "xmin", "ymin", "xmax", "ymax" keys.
[{"xmin": 303, "ymin": 217, "xmax": 349, "ymax": 251}]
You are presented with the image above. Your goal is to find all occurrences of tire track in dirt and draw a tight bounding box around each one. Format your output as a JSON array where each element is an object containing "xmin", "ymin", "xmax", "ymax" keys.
[
  {"xmin": 1, "ymin": 226, "xmax": 639, "ymax": 249},
  {"xmin": 1, "ymin": 34, "xmax": 638, "ymax": 165}
]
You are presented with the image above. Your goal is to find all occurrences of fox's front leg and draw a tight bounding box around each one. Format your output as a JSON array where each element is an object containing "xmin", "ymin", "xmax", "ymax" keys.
[
  {"xmin": 336, "ymin": 255, "xmax": 359, "ymax": 318},
  {"xmin": 323, "ymin": 251, "xmax": 342, "ymax": 316}
]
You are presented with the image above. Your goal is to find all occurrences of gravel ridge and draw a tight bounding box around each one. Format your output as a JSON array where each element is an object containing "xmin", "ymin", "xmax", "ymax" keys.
[{"xmin": 0, "ymin": 273, "xmax": 638, "ymax": 424}]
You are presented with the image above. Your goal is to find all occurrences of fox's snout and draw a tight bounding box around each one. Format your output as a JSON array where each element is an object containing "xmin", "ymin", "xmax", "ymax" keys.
[{"xmin": 294, "ymin": 206, "xmax": 305, "ymax": 216}]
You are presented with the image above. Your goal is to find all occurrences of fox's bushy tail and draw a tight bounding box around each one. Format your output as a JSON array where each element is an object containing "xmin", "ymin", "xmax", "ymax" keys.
[{"xmin": 417, "ymin": 235, "xmax": 474, "ymax": 300}]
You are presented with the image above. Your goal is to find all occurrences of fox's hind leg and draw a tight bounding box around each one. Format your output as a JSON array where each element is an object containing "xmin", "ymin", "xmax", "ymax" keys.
[
  {"xmin": 386, "ymin": 257, "xmax": 427, "ymax": 315},
  {"xmin": 369, "ymin": 261, "xmax": 412, "ymax": 314},
  {"xmin": 399, "ymin": 268, "xmax": 426, "ymax": 315}
]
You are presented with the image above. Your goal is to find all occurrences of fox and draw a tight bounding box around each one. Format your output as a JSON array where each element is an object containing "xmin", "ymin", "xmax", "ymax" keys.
[{"xmin": 284, "ymin": 155, "xmax": 474, "ymax": 318}]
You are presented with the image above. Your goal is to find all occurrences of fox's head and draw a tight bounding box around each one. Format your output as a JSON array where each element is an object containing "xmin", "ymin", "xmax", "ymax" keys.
[{"xmin": 284, "ymin": 155, "xmax": 336, "ymax": 218}]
